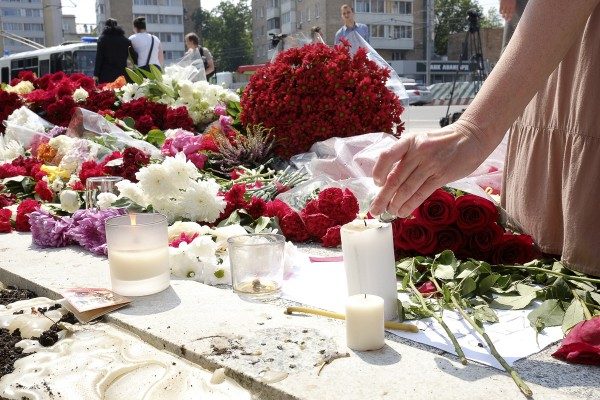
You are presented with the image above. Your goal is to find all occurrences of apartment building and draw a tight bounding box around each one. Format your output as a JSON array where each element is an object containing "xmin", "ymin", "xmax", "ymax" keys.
[
  {"xmin": 251, "ymin": 0, "xmax": 423, "ymax": 67},
  {"xmin": 0, "ymin": 0, "xmax": 63, "ymax": 56},
  {"xmin": 96, "ymin": 0, "xmax": 201, "ymax": 64}
]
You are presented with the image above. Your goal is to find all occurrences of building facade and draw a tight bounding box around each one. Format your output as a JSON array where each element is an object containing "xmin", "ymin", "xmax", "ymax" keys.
[
  {"xmin": 251, "ymin": 0, "xmax": 423, "ymax": 65},
  {"xmin": 0, "ymin": 0, "xmax": 63, "ymax": 56},
  {"xmin": 96, "ymin": 0, "xmax": 202, "ymax": 64}
]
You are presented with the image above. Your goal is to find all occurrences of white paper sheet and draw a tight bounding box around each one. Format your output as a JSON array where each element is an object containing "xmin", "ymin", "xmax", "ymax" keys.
[{"xmin": 281, "ymin": 260, "xmax": 563, "ymax": 369}]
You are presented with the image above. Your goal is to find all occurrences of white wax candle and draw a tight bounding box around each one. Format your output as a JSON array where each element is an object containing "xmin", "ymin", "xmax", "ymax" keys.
[
  {"xmin": 108, "ymin": 247, "xmax": 170, "ymax": 281},
  {"xmin": 341, "ymin": 219, "xmax": 399, "ymax": 320},
  {"xmin": 346, "ymin": 294, "xmax": 385, "ymax": 351}
]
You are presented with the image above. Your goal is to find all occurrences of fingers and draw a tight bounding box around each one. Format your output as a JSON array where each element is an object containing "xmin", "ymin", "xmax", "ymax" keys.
[
  {"xmin": 372, "ymin": 137, "xmax": 411, "ymax": 187},
  {"xmin": 370, "ymin": 155, "xmax": 419, "ymax": 215},
  {"xmin": 385, "ymin": 164, "xmax": 438, "ymax": 217},
  {"xmin": 393, "ymin": 177, "xmax": 440, "ymax": 218}
]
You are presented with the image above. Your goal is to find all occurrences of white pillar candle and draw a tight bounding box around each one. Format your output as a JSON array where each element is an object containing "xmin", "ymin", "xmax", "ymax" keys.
[
  {"xmin": 341, "ymin": 219, "xmax": 399, "ymax": 321},
  {"xmin": 346, "ymin": 294, "xmax": 385, "ymax": 351},
  {"xmin": 105, "ymin": 213, "xmax": 170, "ymax": 296}
]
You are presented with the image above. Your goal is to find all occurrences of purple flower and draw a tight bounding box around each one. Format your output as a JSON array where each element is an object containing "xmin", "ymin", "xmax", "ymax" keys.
[
  {"xmin": 48, "ymin": 126, "xmax": 67, "ymax": 138},
  {"xmin": 68, "ymin": 208, "xmax": 126, "ymax": 255},
  {"xmin": 213, "ymin": 104, "xmax": 227, "ymax": 116},
  {"xmin": 29, "ymin": 210, "xmax": 73, "ymax": 248}
]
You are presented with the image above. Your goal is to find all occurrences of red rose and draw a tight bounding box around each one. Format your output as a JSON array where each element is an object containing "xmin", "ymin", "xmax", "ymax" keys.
[
  {"xmin": 552, "ymin": 317, "xmax": 600, "ymax": 366},
  {"xmin": 321, "ymin": 225, "xmax": 342, "ymax": 247},
  {"xmin": 0, "ymin": 208, "xmax": 12, "ymax": 233},
  {"xmin": 467, "ymin": 223, "xmax": 505, "ymax": 254},
  {"xmin": 492, "ymin": 233, "xmax": 540, "ymax": 265},
  {"xmin": 414, "ymin": 188, "xmax": 457, "ymax": 226},
  {"xmin": 304, "ymin": 213, "xmax": 335, "ymax": 239},
  {"xmin": 34, "ymin": 180, "xmax": 54, "ymax": 202},
  {"xmin": 434, "ymin": 226, "xmax": 465, "ymax": 254},
  {"xmin": 400, "ymin": 218, "xmax": 436, "ymax": 255},
  {"xmin": 280, "ymin": 212, "xmax": 310, "ymax": 242},
  {"xmin": 417, "ymin": 281, "xmax": 437, "ymax": 294},
  {"xmin": 15, "ymin": 199, "xmax": 40, "ymax": 232},
  {"xmin": 455, "ymin": 194, "xmax": 499, "ymax": 233}
]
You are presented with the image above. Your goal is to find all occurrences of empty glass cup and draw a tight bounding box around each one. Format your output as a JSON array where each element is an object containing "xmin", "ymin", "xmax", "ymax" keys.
[
  {"xmin": 228, "ymin": 234, "xmax": 285, "ymax": 299},
  {"xmin": 85, "ymin": 176, "xmax": 122, "ymax": 209}
]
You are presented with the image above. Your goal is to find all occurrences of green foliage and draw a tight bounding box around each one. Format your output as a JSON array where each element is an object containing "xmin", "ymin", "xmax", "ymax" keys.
[
  {"xmin": 192, "ymin": 1, "xmax": 253, "ymax": 72},
  {"xmin": 480, "ymin": 7, "xmax": 503, "ymax": 29},
  {"xmin": 434, "ymin": 0, "xmax": 483, "ymax": 55},
  {"xmin": 145, "ymin": 129, "xmax": 166, "ymax": 147}
]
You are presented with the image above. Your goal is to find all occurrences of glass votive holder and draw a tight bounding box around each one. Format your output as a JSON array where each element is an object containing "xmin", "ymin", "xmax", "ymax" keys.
[
  {"xmin": 105, "ymin": 213, "xmax": 170, "ymax": 296},
  {"xmin": 227, "ymin": 234, "xmax": 285, "ymax": 299},
  {"xmin": 85, "ymin": 176, "xmax": 123, "ymax": 209}
]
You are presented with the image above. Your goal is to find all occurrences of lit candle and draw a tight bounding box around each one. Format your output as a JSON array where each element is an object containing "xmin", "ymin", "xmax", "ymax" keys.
[
  {"xmin": 105, "ymin": 213, "xmax": 170, "ymax": 296},
  {"xmin": 345, "ymin": 294, "xmax": 385, "ymax": 351},
  {"xmin": 341, "ymin": 219, "xmax": 399, "ymax": 320}
]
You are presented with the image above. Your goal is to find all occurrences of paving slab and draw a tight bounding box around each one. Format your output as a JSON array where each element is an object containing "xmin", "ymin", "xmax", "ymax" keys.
[{"xmin": 0, "ymin": 232, "xmax": 598, "ymax": 400}]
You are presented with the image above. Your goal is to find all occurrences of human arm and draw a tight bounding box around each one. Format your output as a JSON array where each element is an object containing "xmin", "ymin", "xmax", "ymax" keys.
[
  {"xmin": 158, "ymin": 41, "xmax": 165, "ymax": 66},
  {"xmin": 500, "ymin": 0, "xmax": 517, "ymax": 21},
  {"xmin": 370, "ymin": 0, "xmax": 600, "ymax": 217},
  {"xmin": 204, "ymin": 48, "xmax": 215, "ymax": 75}
]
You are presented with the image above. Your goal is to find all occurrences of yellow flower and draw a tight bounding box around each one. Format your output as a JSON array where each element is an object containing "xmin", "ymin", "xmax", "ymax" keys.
[{"xmin": 40, "ymin": 165, "xmax": 71, "ymax": 182}]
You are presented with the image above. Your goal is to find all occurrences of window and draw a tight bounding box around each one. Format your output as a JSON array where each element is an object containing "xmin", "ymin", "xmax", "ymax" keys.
[
  {"xmin": 3, "ymin": 22, "xmax": 22, "ymax": 31},
  {"xmin": 24, "ymin": 9, "xmax": 41, "ymax": 17},
  {"xmin": 2, "ymin": 8, "xmax": 21, "ymax": 16},
  {"xmin": 355, "ymin": 1, "xmax": 369, "ymax": 12},
  {"xmin": 371, "ymin": 0, "xmax": 384, "ymax": 13},
  {"xmin": 315, "ymin": 3, "xmax": 320, "ymax": 18},
  {"xmin": 267, "ymin": 17, "xmax": 280, "ymax": 30},
  {"xmin": 370, "ymin": 24, "xmax": 385, "ymax": 38},
  {"xmin": 391, "ymin": 1, "xmax": 412, "ymax": 15},
  {"xmin": 267, "ymin": 0, "xmax": 279, "ymax": 7},
  {"xmin": 282, "ymin": 12, "xmax": 291, "ymax": 24},
  {"xmin": 391, "ymin": 51, "xmax": 404, "ymax": 60},
  {"xmin": 23, "ymin": 23, "xmax": 44, "ymax": 31},
  {"xmin": 401, "ymin": 25, "xmax": 412, "ymax": 38}
]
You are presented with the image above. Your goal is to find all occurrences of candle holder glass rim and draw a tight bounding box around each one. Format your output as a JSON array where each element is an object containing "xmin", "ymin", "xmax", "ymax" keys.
[
  {"xmin": 227, "ymin": 233, "xmax": 286, "ymax": 246},
  {"xmin": 105, "ymin": 212, "xmax": 167, "ymax": 227},
  {"xmin": 85, "ymin": 176, "xmax": 124, "ymax": 184}
]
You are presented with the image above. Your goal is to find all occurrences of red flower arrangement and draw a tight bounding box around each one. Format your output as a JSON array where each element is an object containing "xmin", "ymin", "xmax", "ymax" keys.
[
  {"xmin": 102, "ymin": 147, "xmax": 151, "ymax": 182},
  {"xmin": 114, "ymin": 98, "xmax": 194, "ymax": 134},
  {"xmin": 15, "ymin": 199, "xmax": 40, "ymax": 232},
  {"xmin": 391, "ymin": 189, "xmax": 540, "ymax": 264},
  {"xmin": 0, "ymin": 91, "xmax": 23, "ymax": 133},
  {"xmin": 240, "ymin": 41, "xmax": 404, "ymax": 159}
]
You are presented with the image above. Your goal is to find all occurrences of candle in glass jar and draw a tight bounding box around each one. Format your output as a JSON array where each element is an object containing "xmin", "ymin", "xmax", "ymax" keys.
[
  {"xmin": 346, "ymin": 294, "xmax": 385, "ymax": 351},
  {"xmin": 105, "ymin": 213, "xmax": 170, "ymax": 296},
  {"xmin": 341, "ymin": 219, "xmax": 399, "ymax": 320}
]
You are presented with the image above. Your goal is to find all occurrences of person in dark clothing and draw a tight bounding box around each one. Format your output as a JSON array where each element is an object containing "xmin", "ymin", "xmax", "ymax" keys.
[{"xmin": 94, "ymin": 19, "xmax": 133, "ymax": 83}]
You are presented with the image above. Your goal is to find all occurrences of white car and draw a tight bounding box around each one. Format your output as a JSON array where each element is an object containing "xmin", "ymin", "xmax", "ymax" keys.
[{"xmin": 404, "ymin": 83, "xmax": 433, "ymax": 105}]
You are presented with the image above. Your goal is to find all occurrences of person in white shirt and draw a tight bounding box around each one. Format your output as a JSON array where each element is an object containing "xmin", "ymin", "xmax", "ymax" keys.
[{"xmin": 129, "ymin": 17, "xmax": 164, "ymax": 70}]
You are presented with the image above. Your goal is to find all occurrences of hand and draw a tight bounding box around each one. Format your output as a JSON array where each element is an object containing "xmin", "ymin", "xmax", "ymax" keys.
[
  {"xmin": 500, "ymin": 0, "xmax": 517, "ymax": 21},
  {"xmin": 369, "ymin": 123, "xmax": 490, "ymax": 218}
]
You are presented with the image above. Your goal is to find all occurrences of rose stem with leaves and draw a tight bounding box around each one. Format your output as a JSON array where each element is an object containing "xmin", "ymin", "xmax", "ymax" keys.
[
  {"xmin": 499, "ymin": 264, "xmax": 600, "ymax": 285},
  {"xmin": 407, "ymin": 280, "xmax": 468, "ymax": 365},
  {"xmin": 448, "ymin": 293, "xmax": 533, "ymax": 397}
]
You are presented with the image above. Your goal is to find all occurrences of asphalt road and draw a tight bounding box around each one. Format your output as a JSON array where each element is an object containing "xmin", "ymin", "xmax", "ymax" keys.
[{"xmin": 403, "ymin": 105, "xmax": 469, "ymax": 134}]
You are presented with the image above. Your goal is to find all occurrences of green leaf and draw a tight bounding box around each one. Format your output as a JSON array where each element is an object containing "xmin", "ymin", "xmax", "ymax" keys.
[
  {"xmin": 473, "ymin": 305, "xmax": 499, "ymax": 324},
  {"xmin": 589, "ymin": 291, "xmax": 600, "ymax": 306},
  {"xmin": 495, "ymin": 275, "xmax": 512, "ymax": 290},
  {"xmin": 461, "ymin": 277, "xmax": 477, "ymax": 296},
  {"xmin": 125, "ymin": 67, "xmax": 143, "ymax": 84},
  {"xmin": 139, "ymin": 67, "xmax": 155, "ymax": 80},
  {"xmin": 456, "ymin": 261, "xmax": 478, "ymax": 279},
  {"xmin": 123, "ymin": 117, "xmax": 136, "ymax": 129},
  {"xmin": 490, "ymin": 292, "xmax": 537, "ymax": 310},
  {"xmin": 253, "ymin": 216, "xmax": 270, "ymax": 233},
  {"xmin": 396, "ymin": 259, "xmax": 414, "ymax": 274},
  {"xmin": 540, "ymin": 278, "xmax": 572, "ymax": 301},
  {"xmin": 401, "ymin": 274, "xmax": 410, "ymax": 291},
  {"xmin": 562, "ymin": 298, "xmax": 585, "ymax": 334},
  {"xmin": 516, "ymin": 283, "xmax": 538, "ymax": 296},
  {"xmin": 478, "ymin": 273, "xmax": 500, "ymax": 295},
  {"xmin": 432, "ymin": 250, "xmax": 458, "ymax": 280},
  {"xmin": 149, "ymin": 64, "xmax": 163, "ymax": 81},
  {"xmin": 146, "ymin": 129, "xmax": 166, "ymax": 147},
  {"xmin": 213, "ymin": 269, "xmax": 225, "ymax": 279},
  {"xmin": 527, "ymin": 299, "xmax": 566, "ymax": 332}
]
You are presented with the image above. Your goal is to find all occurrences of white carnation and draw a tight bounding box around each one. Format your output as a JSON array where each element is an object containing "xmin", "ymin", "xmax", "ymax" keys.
[
  {"xmin": 5, "ymin": 81, "xmax": 35, "ymax": 95},
  {"xmin": 50, "ymin": 178, "xmax": 65, "ymax": 193},
  {"xmin": 96, "ymin": 192, "xmax": 118, "ymax": 209},
  {"xmin": 59, "ymin": 190, "xmax": 81, "ymax": 213},
  {"xmin": 115, "ymin": 180, "xmax": 150, "ymax": 207},
  {"xmin": 72, "ymin": 88, "xmax": 89, "ymax": 102}
]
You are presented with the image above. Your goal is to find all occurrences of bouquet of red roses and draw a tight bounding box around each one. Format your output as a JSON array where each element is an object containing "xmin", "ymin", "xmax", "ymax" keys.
[
  {"xmin": 391, "ymin": 188, "xmax": 540, "ymax": 265},
  {"xmin": 240, "ymin": 41, "xmax": 404, "ymax": 159}
]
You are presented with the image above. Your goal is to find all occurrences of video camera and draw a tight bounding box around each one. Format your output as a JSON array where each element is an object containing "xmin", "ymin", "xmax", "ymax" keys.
[{"xmin": 467, "ymin": 9, "xmax": 482, "ymax": 33}]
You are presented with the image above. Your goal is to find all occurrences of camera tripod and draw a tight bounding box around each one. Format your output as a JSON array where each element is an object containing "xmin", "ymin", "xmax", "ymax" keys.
[{"xmin": 440, "ymin": 10, "xmax": 488, "ymax": 127}]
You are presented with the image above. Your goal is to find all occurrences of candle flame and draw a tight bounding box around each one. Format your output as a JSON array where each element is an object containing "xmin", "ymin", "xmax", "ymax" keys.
[{"xmin": 130, "ymin": 214, "xmax": 137, "ymax": 226}]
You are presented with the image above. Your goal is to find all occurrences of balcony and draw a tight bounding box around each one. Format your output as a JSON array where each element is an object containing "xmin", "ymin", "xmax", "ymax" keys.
[
  {"xmin": 371, "ymin": 37, "xmax": 413, "ymax": 51},
  {"xmin": 266, "ymin": 7, "xmax": 280, "ymax": 20}
]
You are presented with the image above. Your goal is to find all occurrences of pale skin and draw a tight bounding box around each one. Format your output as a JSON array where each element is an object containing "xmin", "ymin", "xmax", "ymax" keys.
[
  {"xmin": 370, "ymin": 0, "xmax": 600, "ymax": 218},
  {"xmin": 341, "ymin": 6, "xmax": 356, "ymax": 28},
  {"xmin": 185, "ymin": 39, "xmax": 215, "ymax": 75}
]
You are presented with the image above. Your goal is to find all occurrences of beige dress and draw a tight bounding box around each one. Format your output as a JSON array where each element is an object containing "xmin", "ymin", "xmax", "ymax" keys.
[{"xmin": 502, "ymin": 5, "xmax": 600, "ymax": 276}]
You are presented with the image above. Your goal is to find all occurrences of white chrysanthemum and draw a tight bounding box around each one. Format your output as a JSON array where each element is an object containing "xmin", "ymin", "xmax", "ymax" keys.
[
  {"xmin": 169, "ymin": 244, "xmax": 202, "ymax": 280},
  {"xmin": 59, "ymin": 190, "xmax": 81, "ymax": 213},
  {"xmin": 209, "ymin": 224, "xmax": 248, "ymax": 250},
  {"xmin": 136, "ymin": 163, "xmax": 179, "ymax": 197},
  {"xmin": 161, "ymin": 154, "xmax": 200, "ymax": 189},
  {"xmin": 179, "ymin": 180, "xmax": 226, "ymax": 223},
  {"xmin": 168, "ymin": 221, "xmax": 210, "ymax": 241},
  {"xmin": 188, "ymin": 235, "xmax": 218, "ymax": 261},
  {"xmin": 4, "ymin": 108, "xmax": 47, "ymax": 143},
  {"xmin": 96, "ymin": 192, "xmax": 118, "ymax": 209},
  {"xmin": 120, "ymin": 83, "xmax": 147, "ymax": 103},
  {"xmin": 50, "ymin": 178, "xmax": 65, "ymax": 193},
  {"xmin": 48, "ymin": 135, "xmax": 77, "ymax": 157},
  {"xmin": 115, "ymin": 180, "xmax": 150, "ymax": 207},
  {"xmin": 5, "ymin": 81, "xmax": 35, "ymax": 95},
  {"xmin": 179, "ymin": 81, "xmax": 195, "ymax": 102},
  {"xmin": 152, "ymin": 197, "xmax": 185, "ymax": 224},
  {"xmin": 72, "ymin": 88, "xmax": 89, "ymax": 102},
  {"xmin": 0, "ymin": 139, "xmax": 25, "ymax": 162},
  {"xmin": 203, "ymin": 261, "xmax": 231, "ymax": 286}
]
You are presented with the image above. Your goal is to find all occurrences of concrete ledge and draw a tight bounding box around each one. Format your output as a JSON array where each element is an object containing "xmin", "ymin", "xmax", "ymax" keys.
[{"xmin": 1, "ymin": 233, "xmax": 597, "ymax": 400}]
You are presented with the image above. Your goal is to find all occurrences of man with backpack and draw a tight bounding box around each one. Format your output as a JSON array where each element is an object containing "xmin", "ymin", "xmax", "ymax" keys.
[{"xmin": 129, "ymin": 17, "xmax": 164, "ymax": 71}]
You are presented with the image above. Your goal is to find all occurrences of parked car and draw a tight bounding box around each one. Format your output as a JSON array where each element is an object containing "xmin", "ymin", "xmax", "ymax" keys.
[{"xmin": 403, "ymin": 83, "xmax": 433, "ymax": 105}]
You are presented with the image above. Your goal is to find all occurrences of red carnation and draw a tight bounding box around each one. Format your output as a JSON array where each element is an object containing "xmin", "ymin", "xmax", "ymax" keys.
[
  {"xmin": 0, "ymin": 194, "xmax": 15, "ymax": 208},
  {"xmin": 0, "ymin": 164, "xmax": 27, "ymax": 179},
  {"xmin": 301, "ymin": 199, "xmax": 320, "ymax": 219},
  {"xmin": 317, "ymin": 188, "xmax": 344, "ymax": 218},
  {"xmin": 246, "ymin": 196, "xmax": 267, "ymax": 220},
  {"xmin": 414, "ymin": 188, "xmax": 457, "ymax": 226},
  {"xmin": 79, "ymin": 160, "xmax": 105, "ymax": 185},
  {"xmin": 265, "ymin": 199, "xmax": 293, "ymax": 221},
  {"xmin": 165, "ymin": 106, "xmax": 195, "ymax": 132},
  {"xmin": 34, "ymin": 180, "xmax": 54, "ymax": 202},
  {"xmin": 552, "ymin": 317, "xmax": 600, "ymax": 366},
  {"xmin": 322, "ymin": 225, "xmax": 342, "ymax": 248},
  {"xmin": 338, "ymin": 189, "xmax": 360, "ymax": 224},
  {"xmin": 304, "ymin": 213, "xmax": 336, "ymax": 239},
  {"xmin": 0, "ymin": 208, "xmax": 12, "ymax": 233},
  {"xmin": 400, "ymin": 218, "xmax": 436, "ymax": 255},
  {"xmin": 492, "ymin": 233, "xmax": 540, "ymax": 265},
  {"xmin": 280, "ymin": 212, "xmax": 310, "ymax": 242},
  {"xmin": 455, "ymin": 194, "xmax": 499, "ymax": 233},
  {"xmin": 15, "ymin": 199, "xmax": 40, "ymax": 232},
  {"xmin": 0, "ymin": 91, "xmax": 23, "ymax": 133},
  {"xmin": 135, "ymin": 115, "xmax": 155, "ymax": 134}
]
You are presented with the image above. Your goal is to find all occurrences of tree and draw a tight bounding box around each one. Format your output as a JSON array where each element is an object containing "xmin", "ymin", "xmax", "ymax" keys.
[
  {"xmin": 192, "ymin": 1, "xmax": 253, "ymax": 72},
  {"xmin": 480, "ymin": 7, "xmax": 503, "ymax": 29},
  {"xmin": 434, "ymin": 0, "xmax": 483, "ymax": 56}
]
